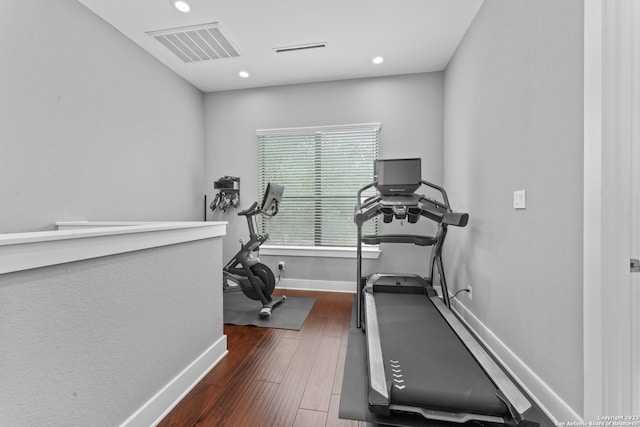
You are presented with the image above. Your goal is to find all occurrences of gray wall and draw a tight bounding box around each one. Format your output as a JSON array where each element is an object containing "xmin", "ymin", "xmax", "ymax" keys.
[
  {"xmin": 0, "ymin": 1, "xmax": 221, "ymax": 425},
  {"xmin": 204, "ymin": 73, "xmax": 445, "ymax": 283},
  {"xmin": 0, "ymin": 0, "xmax": 205, "ymax": 234},
  {"xmin": 0, "ymin": 238, "xmax": 223, "ymax": 426},
  {"xmin": 443, "ymin": 0, "xmax": 584, "ymax": 415}
]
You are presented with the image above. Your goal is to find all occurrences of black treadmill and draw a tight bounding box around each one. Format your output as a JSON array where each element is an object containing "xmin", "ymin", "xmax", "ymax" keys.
[{"xmin": 354, "ymin": 158, "xmax": 536, "ymax": 426}]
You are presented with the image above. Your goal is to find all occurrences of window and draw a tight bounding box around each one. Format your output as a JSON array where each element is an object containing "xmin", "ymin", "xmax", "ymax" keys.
[{"xmin": 257, "ymin": 123, "xmax": 380, "ymax": 247}]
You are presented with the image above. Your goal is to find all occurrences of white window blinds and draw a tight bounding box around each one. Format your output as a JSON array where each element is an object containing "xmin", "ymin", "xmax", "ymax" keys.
[{"xmin": 257, "ymin": 123, "xmax": 380, "ymax": 247}]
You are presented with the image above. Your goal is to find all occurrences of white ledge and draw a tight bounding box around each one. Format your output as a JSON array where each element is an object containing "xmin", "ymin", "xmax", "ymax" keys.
[
  {"xmin": 0, "ymin": 221, "xmax": 227, "ymax": 275},
  {"xmin": 261, "ymin": 244, "xmax": 380, "ymax": 259}
]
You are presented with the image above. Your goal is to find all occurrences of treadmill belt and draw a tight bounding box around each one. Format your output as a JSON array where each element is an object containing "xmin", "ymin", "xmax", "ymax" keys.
[{"xmin": 375, "ymin": 292, "xmax": 508, "ymax": 417}]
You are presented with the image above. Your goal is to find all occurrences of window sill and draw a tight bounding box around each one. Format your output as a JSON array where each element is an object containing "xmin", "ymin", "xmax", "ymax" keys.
[{"xmin": 261, "ymin": 245, "xmax": 380, "ymax": 259}]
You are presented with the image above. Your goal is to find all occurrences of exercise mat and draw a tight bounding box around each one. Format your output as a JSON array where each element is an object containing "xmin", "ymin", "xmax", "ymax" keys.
[{"xmin": 223, "ymin": 290, "xmax": 315, "ymax": 330}]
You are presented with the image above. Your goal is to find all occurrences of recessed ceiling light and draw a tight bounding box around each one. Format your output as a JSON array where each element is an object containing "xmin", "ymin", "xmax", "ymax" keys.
[
  {"xmin": 372, "ymin": 56, "xmax": 384, "ymax": 65},
  {"xmin": 172, "ymin": 0, "xmax": 190, "ymax": 13},
  {"xmin": 238, "ymin": 70, "xmax": 250, "ymax": 78}
]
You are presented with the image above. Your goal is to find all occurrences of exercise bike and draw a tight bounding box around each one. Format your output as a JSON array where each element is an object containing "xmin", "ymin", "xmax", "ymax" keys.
[{"xmin": 223, "ymin": 183, "xmax": 285, "ymax": 319}]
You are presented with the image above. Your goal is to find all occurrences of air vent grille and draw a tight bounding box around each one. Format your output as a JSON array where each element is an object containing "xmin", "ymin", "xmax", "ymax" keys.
[
  {"xmin": 274, "ymin": 42, "xmax": 327, "ymax": 53},
  {"xmin": 147, "ymin": 23, "xmax": 240, "ymax": 63}
]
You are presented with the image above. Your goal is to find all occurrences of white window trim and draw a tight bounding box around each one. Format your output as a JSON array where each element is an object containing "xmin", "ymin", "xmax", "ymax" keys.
[
  {"xmin": 256, "ymin": 122, "xmax": 381, "ymax": 136},
  {"xmin": 261, "ymin": 244, "xmax": 380, "ymax": 259}
]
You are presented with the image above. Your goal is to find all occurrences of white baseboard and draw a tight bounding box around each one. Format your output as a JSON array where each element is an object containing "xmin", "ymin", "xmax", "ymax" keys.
[
  {"xmin": 276, "ymin": 278, "xmax": 356, "ymax": 293},
  {"xmin": 120, "ymin": 335, "xmax": 228, "ymax": 427},
  {"xmin": 450, "ymin": 299, "xmax": 582, "ymax": 424}
]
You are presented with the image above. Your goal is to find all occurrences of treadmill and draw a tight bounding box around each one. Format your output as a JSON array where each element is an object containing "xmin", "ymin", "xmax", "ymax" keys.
[{"xmin": 354, "ymin": 158, "xmax": 536, "ymax": 426}]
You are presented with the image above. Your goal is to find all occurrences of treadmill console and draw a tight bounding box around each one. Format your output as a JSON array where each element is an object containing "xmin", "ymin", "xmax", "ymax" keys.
[{"xmin": 374, "ymin": 158, "xmax": 421, "ymax": 195}]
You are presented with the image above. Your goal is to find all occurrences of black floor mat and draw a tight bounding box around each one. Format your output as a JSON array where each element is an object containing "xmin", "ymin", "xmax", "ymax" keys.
[{"xmin": 223, "ymin": 290, "xmax": 314, "ymax": 330}]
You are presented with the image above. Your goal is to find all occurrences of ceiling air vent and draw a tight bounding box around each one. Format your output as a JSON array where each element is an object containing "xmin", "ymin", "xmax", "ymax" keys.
[
  {"xmin": 147, "ymin": 23, "xmax": 240, "ymax": 63},
  {"xmin": 274, "ymin": 42, "xmax": 327, "ymax": 53}
]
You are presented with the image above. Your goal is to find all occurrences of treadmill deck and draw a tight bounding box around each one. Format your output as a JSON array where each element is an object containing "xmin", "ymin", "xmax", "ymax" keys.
[{"xmin": 368, "ymin": 290, "xmax": 508, "ymax": 417}]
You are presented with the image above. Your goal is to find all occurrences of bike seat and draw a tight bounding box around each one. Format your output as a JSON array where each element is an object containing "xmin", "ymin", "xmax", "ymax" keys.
[{"xmin": 238, "ymin": 201, "xmax": 259, "ymax": 216}]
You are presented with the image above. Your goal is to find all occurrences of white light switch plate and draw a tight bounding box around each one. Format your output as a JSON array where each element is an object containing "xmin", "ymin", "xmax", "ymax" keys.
[{"xmin": 513, "ymin": 190, "xmax": 526, "ymax": 209}]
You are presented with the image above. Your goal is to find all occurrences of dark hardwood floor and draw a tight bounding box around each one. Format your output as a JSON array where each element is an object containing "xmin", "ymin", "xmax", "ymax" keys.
[{"xmin": 158, "ymin": 289, "xmax": 360, "ymax": 427}]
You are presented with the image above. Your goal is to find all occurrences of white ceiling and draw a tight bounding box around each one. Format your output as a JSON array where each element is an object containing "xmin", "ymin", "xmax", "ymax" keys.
[{"xmin": 77, "ymin": 0, "xmax": 484, "ymax": 93}]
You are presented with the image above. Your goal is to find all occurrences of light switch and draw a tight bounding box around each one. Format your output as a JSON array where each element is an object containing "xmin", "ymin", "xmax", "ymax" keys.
[{"xmin": 513, "ymin": 190, "xmax": 526, "ymax": 209}]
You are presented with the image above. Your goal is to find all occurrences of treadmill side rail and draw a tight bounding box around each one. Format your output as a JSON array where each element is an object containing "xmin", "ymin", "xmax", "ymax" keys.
[
  {"xmin": 363, "ymin": 288, "xmax": 390, "ymax": 409},
  {"xmin": 429, "ymin": 295, "xmax": 532, "ymax": 416}
]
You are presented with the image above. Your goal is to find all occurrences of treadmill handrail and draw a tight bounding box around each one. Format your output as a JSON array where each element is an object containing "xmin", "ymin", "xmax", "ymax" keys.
[
  {"xmin": 443, "ymin": 211, "xmax": 470, "ymax": 228},
  {"xmin": 354, "ymin": 179, "xmax": 462, "ymax": 227},
  {"xmin": 356, "ymin": 181, "xmax": 377, "ymax": 210},
  {"xmin": 355, "ymin": 179, "xmax": 452, "ymax": 213},
  {"xmin": 419, "ymin": 179, "xmax": 451, "ymax": 212}
]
